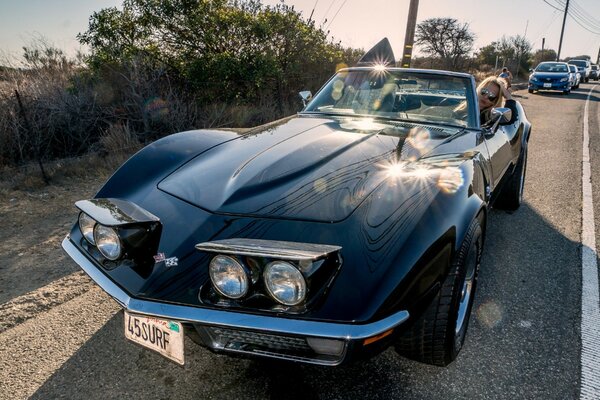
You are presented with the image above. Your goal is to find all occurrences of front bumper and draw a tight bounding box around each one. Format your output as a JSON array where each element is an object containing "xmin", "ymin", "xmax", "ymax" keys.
[
  {"xmin": 528, "ymin": 80, "xmax": 570, "ymax": 91},
  {"xmin": 62, "ymin": 237, "xmax": 409, "ymax": 365}
]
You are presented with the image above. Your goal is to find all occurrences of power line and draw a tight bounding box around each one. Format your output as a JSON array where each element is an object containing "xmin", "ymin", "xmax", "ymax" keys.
[
  {"xmin": 325, "ymin": 0, "xmax": 348, "ymax": 31},
  {"xmin": 308, "ymin": 0, "xmax": 320, "ymax": 22},
  {"xmin": 320, "ymin": 0, "xmax": 339, "ymax": 26},
  {"xmin": 542, "ymin": 0, "xmax": 563, "ymax": 12},
  {"xmin": 551, "ymin": 0, "xmax": 600, "ymax": 33}
]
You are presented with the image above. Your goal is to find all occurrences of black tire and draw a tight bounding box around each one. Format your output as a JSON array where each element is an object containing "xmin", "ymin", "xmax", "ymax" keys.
[
  {"xmin": 528, "ymin": 88, "xmax": 534, "ymax": 94},
  {"xmin": 494, "ymin": 146, "xmax": 528, "ymax": 211},
  {"xmin": 396, "ymin": 218, "xmax": 483, "ymax": 366}
]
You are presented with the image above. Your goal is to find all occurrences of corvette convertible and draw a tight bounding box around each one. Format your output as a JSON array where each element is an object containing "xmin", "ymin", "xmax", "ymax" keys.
[{"xmin": 63, "ymin": 39, "xmax": 530, "ymax": 367}]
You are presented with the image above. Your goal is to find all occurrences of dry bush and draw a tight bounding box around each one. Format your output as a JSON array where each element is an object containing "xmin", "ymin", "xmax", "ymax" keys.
[{"xmin": 97, "ymin": 122, "xmax": 141, "ymax": 155}]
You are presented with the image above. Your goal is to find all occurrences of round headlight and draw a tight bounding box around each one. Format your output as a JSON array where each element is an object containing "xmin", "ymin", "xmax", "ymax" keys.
[
  {"xmin": 93, "ymin": 225, "xmax": 122, "ymax": 260},
  {"xmin": 264, "ymin": 261, "xmax": 306, "ymax": 306},
  {"xmin": 78, "ymin": 212, "xmax": 96, "ymax": 245},
  {"xmin": 209, "ymin": 255, "xmax": 249, "ymax": 299}
]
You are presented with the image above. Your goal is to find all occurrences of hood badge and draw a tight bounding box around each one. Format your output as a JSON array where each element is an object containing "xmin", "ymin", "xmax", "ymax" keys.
[{"xmin": 153, "ymin": 253, "xmax": 179, "ymax": 268}]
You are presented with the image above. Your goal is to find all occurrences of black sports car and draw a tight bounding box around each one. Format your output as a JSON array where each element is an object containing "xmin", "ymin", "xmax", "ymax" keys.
[{"xmin": 63, "ymin": 40, "xmax": 530, "ymax": 367}]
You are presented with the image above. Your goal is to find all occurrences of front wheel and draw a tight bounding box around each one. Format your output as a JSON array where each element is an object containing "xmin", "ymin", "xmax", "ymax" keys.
[
  {"xmin": 528, "ymin": 88, "xmax": 534, "ymax": 94},
  {"xmin": 396, "ymin": 218, "xmax": 483, "ymax": 366}
]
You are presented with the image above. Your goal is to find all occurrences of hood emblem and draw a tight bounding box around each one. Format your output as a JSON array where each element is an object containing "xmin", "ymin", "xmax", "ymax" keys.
[{"xmin": 153, "ymin": 253, "xmax": 179, "ymax": 268}]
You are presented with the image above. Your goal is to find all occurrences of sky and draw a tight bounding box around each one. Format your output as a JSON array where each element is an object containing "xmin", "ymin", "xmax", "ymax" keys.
[{"xmin": 0, "ymin": 0, "xmax": 599, "ymax": 64}]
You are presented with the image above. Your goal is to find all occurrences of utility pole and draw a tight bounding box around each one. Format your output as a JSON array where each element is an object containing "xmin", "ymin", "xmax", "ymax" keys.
[
  {"xmin": 541, "ymin": 38, "xmax": 545, "ymax": 61},
  {"xmin": 597, "ymin": 45, "xmax": 600, "ymax": 64},
  {"xmin": 400, "ymin": 0, "xmax": 419, "ymax": 68},
  {"xmin": 557, "ymin": 0, "xmax": 570, "ymax": 61}
]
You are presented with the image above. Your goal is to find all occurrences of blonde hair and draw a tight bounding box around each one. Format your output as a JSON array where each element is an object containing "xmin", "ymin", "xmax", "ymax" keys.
[{"xmin": 477, "ymin": 76, "xmax": 506, "ymax": 123}]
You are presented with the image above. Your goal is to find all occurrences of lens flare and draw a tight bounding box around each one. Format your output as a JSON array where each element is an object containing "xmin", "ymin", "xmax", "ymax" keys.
[
  {"xmin": 437, "ymin": 167, "xmax": 465, "ymax": 194},
  {"xmin": 144, "ymin": 97, "xmax": 169, "ymax": 121},
  {"xmin": 379, "ymin": 160, "xmax": 466, "ymax": 194},
  {"xmin": 406, "ymin": 128, "xmax": 431, "ymax": 152}
]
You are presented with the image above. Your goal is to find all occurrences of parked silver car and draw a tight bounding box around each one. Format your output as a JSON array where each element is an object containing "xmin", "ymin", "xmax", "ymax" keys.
[{"xmin": 568, "ymin": 64, "xmax": 581, "ymax": 89}]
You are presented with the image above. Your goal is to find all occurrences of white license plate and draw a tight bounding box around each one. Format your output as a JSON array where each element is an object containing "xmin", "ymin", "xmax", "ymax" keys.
[
  {"xmin": 124, "ymin": 311, "xmax": 184, "ymax": 365},
  {"xmin": 543, "ymin": 83, "xmax": 552, "ymax": 88}
]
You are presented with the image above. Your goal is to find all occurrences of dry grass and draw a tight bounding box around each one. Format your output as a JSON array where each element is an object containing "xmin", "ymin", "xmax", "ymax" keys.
[{"xmin": 0, "ymin": 150, "xmax": 134, "ymax": 196}]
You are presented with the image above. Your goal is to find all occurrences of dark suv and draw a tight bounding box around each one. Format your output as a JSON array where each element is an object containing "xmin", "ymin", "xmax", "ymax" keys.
[{"xmin": 591, "ymin": 64, "xmax": 599, "ymax": 81}]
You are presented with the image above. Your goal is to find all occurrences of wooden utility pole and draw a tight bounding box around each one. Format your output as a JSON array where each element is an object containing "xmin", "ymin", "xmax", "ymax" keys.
[
  {"xmin": 556, "ymin": 0, "xmax": 570, "ymax": 61},
  {"xmin": 400, "ymin": 0, "xmax": 419, "ymax": 68},
  {"xmin": 541, "ymin": 38, "xmax": 545, "ymax": 61}
]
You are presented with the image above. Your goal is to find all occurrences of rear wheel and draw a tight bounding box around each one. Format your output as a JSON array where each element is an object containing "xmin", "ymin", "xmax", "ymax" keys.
[
  {"xmin": 494, "ymin": 146, "xmax": 528, "ymax": 211},
  {"xmin": 396, "ymin": 218, "xmax": 483, "ymax": 366}
]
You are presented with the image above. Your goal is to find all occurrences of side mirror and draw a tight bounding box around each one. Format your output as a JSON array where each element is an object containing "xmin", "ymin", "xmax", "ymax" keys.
[
  {"xmin": 483, "ymin": 107, "xmax": 512, "ymax": 136},
  {"xmin": 491, "ymin": 107, "xmax": 512, "ymax": 124},
  {"xmin": 528, "ymin": 68, "xmax": 533, "ymax": 73},
  {"xmin": 299, "ymin": 91, "xmax": 313, "ymax": 107}
]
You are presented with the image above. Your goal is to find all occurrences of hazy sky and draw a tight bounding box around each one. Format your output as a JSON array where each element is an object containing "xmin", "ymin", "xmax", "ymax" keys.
[{"xmin": 1, "ymin": 0, "xmax": 598, "ymax": 63}]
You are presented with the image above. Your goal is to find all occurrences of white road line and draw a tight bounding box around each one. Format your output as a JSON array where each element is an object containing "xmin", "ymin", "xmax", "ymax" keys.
[{"xmin": 581, "ymin": 85, "xmax": 600, "ymax": 400}]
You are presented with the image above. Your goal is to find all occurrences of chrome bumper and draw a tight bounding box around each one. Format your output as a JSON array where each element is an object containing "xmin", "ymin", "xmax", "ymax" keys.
[{"xmin": 62, "ymin": 237, "xmax": 409, "ymax": 341}]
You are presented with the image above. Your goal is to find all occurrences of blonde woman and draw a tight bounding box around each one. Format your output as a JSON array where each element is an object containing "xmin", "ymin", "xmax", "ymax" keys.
[{"xmin": 477, "ymin": 76, "xmax": 516, "ymax": 125}]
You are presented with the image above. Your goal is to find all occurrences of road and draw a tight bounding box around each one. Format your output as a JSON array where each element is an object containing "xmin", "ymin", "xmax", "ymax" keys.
[{"xmin": 1, "ymin": 83, "xmax": 599, "ymax": 399}]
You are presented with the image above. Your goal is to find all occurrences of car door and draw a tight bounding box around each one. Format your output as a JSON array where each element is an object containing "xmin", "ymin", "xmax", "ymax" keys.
[{"xmin": 483, "ymin": 121, "xmax": 520, "ymax": 190}]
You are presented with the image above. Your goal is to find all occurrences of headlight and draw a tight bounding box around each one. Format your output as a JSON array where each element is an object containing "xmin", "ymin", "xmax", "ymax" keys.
[
  {"xmin": 209, "ymin": 255, "xmax": 249, "ymax": 299},
  {"xmin": 264, "ymin": 261, "xmax": 306, "ymax": 306},
  {"xmin": 560, "ymin": 77, "xmax": 569, "ymax": 82},
  {"xmin": 78, "ymin": 212, "xmax": 96, "ymax": 245},
  {"xmin": 93, "ymin": 225, "xmax": 122, "ymax": 260}
]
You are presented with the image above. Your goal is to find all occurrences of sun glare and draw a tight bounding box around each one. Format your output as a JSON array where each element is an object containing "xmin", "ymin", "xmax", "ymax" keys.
[{"xmin": 379, "ymin": 160, "xmax": 465, "ymax": 194}]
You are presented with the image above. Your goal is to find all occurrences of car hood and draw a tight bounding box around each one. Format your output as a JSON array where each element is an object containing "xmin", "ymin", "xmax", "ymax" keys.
[{"xmin": 158, "ymin": 115, "xmax": 463, "ymax": 222}]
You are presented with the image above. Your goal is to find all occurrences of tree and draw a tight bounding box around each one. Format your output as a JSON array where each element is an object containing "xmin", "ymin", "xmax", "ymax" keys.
[
  {"xmin": 476, "ymin": 43, "xmax": 499, "ymax": 67},
  {"xmin": 531, "ymin": 49, "xmax": 557, "ymax": 65},
  {"xmin": 510, "ymin": 35, "xmax": 533, "ymax": 76},
  {"xmin": 415, "ymin": 18, "xmax": 475, "ymax": 70}
]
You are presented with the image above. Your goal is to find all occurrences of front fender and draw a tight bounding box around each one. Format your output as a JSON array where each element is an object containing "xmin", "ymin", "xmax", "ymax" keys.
[{"xmin": 96, "ymin": 129, "xmax": 240, "ymax": 199}]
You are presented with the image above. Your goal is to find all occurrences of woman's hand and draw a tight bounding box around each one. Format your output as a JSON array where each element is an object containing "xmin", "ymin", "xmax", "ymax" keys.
[{"xmin": 500, "ymin": 83, "xmax": 513, "ymax": 100}]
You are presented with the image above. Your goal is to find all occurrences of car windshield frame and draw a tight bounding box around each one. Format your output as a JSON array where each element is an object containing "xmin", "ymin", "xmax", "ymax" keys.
[
  {"xmin": 301, "ymin": 68, "xmax": 478, "ymax": 129},
  {"xmin": 535, "ymin": 62, "xmax": 569, "ymax": 73}
]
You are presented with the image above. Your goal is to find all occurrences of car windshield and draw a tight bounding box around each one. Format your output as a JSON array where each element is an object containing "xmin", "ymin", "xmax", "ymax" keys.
[
  {"xmin": 569, "ymin": 60, "xmax": 587, "ymax": 68},
  {"xmin": 592, "ymin": 65, "xmax": 599, "ymax": 71},
  {"xmin": 303, "ymin": 69, "xmax": 476, "ymax": 128},
  {"xmin": 569, "ymin": 65, "xmax": 577, "ymax": 72},
  {"xmin": 536, "ymin": 63, "xmax": 568, "ymax": 72}
]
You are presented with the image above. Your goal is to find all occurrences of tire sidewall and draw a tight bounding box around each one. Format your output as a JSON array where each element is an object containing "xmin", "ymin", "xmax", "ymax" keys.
[{"xmin": 448, "ymin": 221, "xmax": 483, "ymax": 359}]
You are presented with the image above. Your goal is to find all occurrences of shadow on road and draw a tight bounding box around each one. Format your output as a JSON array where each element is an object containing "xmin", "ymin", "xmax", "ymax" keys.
[{"xmin": 29, "ymin": 202, "xmax": 581, "ymax": 400}]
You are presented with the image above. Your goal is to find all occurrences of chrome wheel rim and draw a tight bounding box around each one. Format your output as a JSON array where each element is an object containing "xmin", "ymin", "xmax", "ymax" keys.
[
  {"xmin": 455, "ymin": 243, "xmax": 479, "ymax": 343},
  {"xmin": 518, "ymin": 153, "xmax": 527, "ymax": 203}
]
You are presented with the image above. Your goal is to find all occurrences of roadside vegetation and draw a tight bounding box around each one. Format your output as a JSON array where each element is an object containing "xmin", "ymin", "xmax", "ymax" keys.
[{"xmin": 0, "ymin": 1, "xmax": 590, "ymax": 183}]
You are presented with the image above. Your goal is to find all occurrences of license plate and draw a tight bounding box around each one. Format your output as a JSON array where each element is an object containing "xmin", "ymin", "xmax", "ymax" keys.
[
  {"xmin": 124, "ymin": 311, "xmax": 184, "ymax": 365},
  {"xmin": 543, "ymin": 83, "xmax": 552, "ymax": 88}
]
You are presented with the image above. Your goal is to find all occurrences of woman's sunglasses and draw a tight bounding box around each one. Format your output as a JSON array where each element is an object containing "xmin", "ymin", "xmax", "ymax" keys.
[{"xmin": 480, "ymin": 88, "xmax": 498, "ymax": 101}]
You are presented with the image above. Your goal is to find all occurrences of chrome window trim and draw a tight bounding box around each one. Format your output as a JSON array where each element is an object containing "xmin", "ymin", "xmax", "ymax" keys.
[{"xmin": 63, "ymin": 237, "xmax": 409, "ymax": 340}]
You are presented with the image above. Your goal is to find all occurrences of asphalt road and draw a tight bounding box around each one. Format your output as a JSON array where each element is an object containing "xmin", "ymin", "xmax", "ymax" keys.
[{"xmin": 1, "ymin": 83, "xmax": 599, "ymax": 400}]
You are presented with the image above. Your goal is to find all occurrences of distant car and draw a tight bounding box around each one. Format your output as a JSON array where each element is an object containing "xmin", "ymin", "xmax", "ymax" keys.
[
  {"xmin": 569, "ymin": 59, "xmax": 591, "ymax": 82},
  {"xmin": 568, "ymin": 64, "xmax": 581, "ymax": 89},
  {"xmin": 529, "ymin": 62, "xmax": 572, "ymax": 94},
  {"xmin": 62, "ymin": 40, "xmax": 531, "ymax": 368},
  {"xmin": 591, "ymin": 64, "xmax": 599, "ymax": 81}
]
